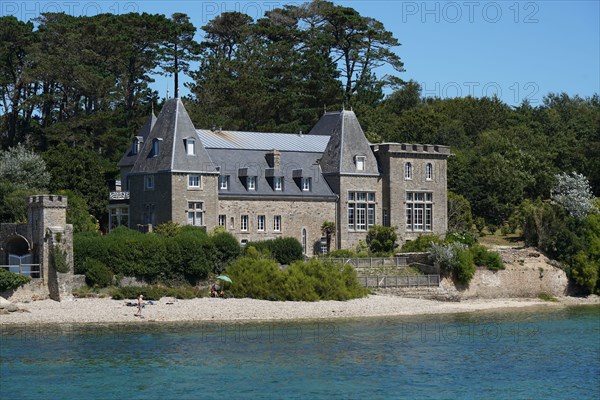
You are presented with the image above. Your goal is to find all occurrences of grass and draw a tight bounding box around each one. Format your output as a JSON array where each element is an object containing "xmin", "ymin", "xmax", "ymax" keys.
[
  {"xmin": 537, "ymin": 293, "xmax": 559, "ymax": 302},
  {"xmin": 478, "ymin": 232, "xmax": 525, "ymax": 248}
]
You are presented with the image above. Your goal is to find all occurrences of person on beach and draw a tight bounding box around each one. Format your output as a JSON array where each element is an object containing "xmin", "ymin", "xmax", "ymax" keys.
[{"xmin": 134, "ymin": 294, "xmax": 145, "ymax": 317}]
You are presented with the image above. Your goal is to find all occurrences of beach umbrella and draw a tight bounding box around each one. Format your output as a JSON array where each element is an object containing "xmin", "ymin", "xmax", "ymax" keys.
[{"xmin": 216, "ymin": 275, "xmax": 232, "ymax": 284}]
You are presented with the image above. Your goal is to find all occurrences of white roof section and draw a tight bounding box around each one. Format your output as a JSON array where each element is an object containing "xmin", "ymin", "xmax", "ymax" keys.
[{"xmin": 197, "ymin": 129, "xmax": 330, "ymax": 153}]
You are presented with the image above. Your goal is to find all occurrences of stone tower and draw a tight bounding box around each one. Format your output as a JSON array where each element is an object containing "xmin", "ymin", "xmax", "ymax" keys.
[{"xmin": 27, "ymin": 195, "xmax": 73, "ymax": 300}]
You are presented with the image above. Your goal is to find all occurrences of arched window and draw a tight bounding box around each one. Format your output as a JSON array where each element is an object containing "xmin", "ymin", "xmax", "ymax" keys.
[
  {"xmin": 301, "ymin": 228, "xmax": 307, "ymax": 255},
  {"xmin": 404, "ymin": 162, "xmax": 412, "ymax": 180},
  {"xmin": 426, "ymin": 162, "xmax": 433, "ymax": 180}
]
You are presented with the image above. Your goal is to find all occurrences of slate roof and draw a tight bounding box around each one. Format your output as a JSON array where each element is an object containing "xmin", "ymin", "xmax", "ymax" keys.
[
  {"xmin": 118, "ymin": 112, "xmax": 156, "ymax": 168},
  {"xmin": 316, "ymin": 111, "xmax": 380, "ymax": 176},
  {"xmin": 207, "ymin": 148, "xmax": 337, "ymax": 199},
  {"xmin": 197, "ymin": 129, "xmax": 330, "ymax": 153},
  {"xmin": 130, "ymin": 98, "xmax": 217, "ymax": 174}
]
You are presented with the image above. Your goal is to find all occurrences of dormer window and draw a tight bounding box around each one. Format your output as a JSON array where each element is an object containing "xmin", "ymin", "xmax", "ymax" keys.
[
  {"xmin": 151, "ymin": 138, "xmax": 162, "ymax": 157},
  {"xmin": 426, "ymin": 162, "xmax": 433, "ymax": 181},
  {"xmin": 219, "ymin": 175, "xmax": 229, "ymax": 190},
  {"xmin": 185, "ymin": 138, "xmax": 196, "ymax": 155},
  {"xmin": 301, "ymin": 177, "xmax": 311, "ymax": 191},
  {"xmin": 247, "ymin": 176, "xmax": 256, "ymax": 191},
  {"xmin": 404, "ymin": 162, "xmax": 412, "ymax": 180},
  {"xmin": 274, "ymin": 176, "xmax": 283, "ymax": 191},
  {"xmin": 132, "ymin": 137, "xmax": 142, "ymax": 155},
  {"xmin": 355, "ymin": 155, "xmax": 366, "ymax": 171}
]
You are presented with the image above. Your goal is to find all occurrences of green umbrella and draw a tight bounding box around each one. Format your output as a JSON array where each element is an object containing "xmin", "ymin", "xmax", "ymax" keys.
[{"xmin": 216, "ymin": 275, "xmax": 232, "ymax": 284}]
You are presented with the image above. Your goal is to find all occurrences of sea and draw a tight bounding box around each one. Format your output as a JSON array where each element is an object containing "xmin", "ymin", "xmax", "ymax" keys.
[{"xmin": 1, "ymin": 305, "xmax": 599, "ymax": 400}]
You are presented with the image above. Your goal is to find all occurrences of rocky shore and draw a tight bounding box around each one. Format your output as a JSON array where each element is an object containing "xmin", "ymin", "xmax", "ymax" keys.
[{"xmin": 1, "ymin": 294, "xmax": 598, "ymax": 326}]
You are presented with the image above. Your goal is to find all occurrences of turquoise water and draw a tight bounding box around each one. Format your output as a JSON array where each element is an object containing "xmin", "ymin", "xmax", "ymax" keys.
[{"xmin": 1, "ymin": 306, "xmax": 599, "ymax": 400}]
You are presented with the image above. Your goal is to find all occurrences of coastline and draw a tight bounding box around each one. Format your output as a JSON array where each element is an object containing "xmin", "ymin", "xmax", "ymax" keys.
[{"xmin": 1, "ymin": 294, "xmax": 598, "ymax": 326}]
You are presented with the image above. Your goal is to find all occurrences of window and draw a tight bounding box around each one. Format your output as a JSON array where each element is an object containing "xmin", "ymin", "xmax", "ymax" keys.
[
  {"xmin": 241, "ymin": 215, "xmax": 248, "ymax": 231},
  {"xmin": 301, "ymin": 177, "xmax": 311, "ymax": 191},
  {"xmin": 383, "ymin": 209, "xmax": 389, "ymax": 227},
  {"xmin": 188, "ymin": 174, "xmax": 200, "ymax": 189},
  {"xmin": 274, "ymin": 176, "xmax": 283, "ymax": 191},
  {"xmin": 151, "ymin": 138, "xmax": 161, "ymax": 157},
  {"xmin": 187, "ymin": 202, "xmax": 203, "ymax": 226},
  {"xmin": 109, "ymin": 207, "xmax": 129, "ymax": 231},
  {"xmin": 406, "ymin": 192, "xmax": 433, "ymax": 231},
  {"xmin": 347, "ymin": 192, "xmax": 376, "ymax": 231},
  {"xmin": 145, "ymin": 175, "xmax": 154, "ymax": 190},
  {"xmin": 185, "ymin": 138, "xmax": 195, "ymax": 155},
  {"xmin": 132, "ymin": 138, "xmax": 140, "ymax": 155},
  {"xmin": 426, "ymin": 162, "xmax": 433, "ymax": 181},
  {"xmin": 219, "ymin": 175, "xmax": 229, "ymax": 190},
  {"xmin": 257, "ymin": 215, "xmax": 265, "ymax": 231},
  {"xmin": 301, "ymin": 228, "xmax": 307, "ymax": 254},
  {"xmin": 241, "ymin": 239, "xmax": 248, "ymax": 247},
  {"xmin": 404, "ymin": 162, "xmax": 412, "ymax": 180},
  {"xmin": 218, "ymin": 215, "xmax": 226, "ymax": 227},
  {"xmin": 320, "ymin": 237, "xmax": 328, "ymax": 255},
  {"xmin": 247, "ymin": 176, "xmax": 256, "ymax": 191},
  {"xmin": 355, "ymin": 155, "xmax": 366, "ymax": 171},
  {"xmin": 273, "ymin": 215, "xmax": 281, "ymax": 232}
]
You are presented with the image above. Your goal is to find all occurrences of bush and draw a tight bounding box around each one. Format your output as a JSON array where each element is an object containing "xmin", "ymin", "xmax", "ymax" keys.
[
  {"xmin": 429, "ymin": 243, "xmax": 476, "ymax": 284},
  {"xmin": 366, "ymin": 225, "xmax": 398, "ymax": 256},
  {"xmin": 445, "ymin": 231, "xmax": 477, "ymax": 246},
  {"xmin": 0, "ymin": 269, "xmax": 31, "ymax": 292},
  {"xmin": 84, "ymin": 260, "xmax": 114, "ymax": 288},
  {"xmin": 51, "ymin": 246, "xmax": 69, "ymax": 273},
  {"xmin": 400, "ymin": 234, "xmax": 442, "ymax": 253},
  {"xmin": 225, "ymin": 257, "xmax": 368, "ymax": 301},
  {"xmin": 246, "ymin": 237, "xmax": 304, "ymax": 265},
  {"xmin": 470, "ymin": 244, "xmax": 504, "ymax": 271},
  {"xmin": 211, "ymin": 229, "xmax": 241, "ymax": 273}
]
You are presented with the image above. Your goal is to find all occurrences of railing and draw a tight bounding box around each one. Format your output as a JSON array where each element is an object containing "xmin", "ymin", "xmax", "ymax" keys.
[
  {"xmin": 327, "ymin": 256, "xmax": 408, "ymax": 268},
  {"xmin": 109, "ymin": 191, "xmax": 130, "ymax": 201},
  {"xmin": 357, "ymin": 274, "xmax": 440, "ymax": 288},
  {"xmin": 0, "ymin": 264, "xmax": 42, "ymax": 279}
]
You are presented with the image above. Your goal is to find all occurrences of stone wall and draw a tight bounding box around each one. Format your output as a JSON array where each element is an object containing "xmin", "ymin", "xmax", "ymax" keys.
[
  {"xmin": 218, "ymin": 198, "xmax": 336, "ymax": 255},
  {"xmin": 171, "ymin": 172, "xmax": 219, "ymax": 230}
]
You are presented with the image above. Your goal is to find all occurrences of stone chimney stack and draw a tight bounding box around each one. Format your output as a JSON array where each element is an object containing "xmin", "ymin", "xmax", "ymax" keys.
[{"xmin": 265, "ymin": 150, "xmax": 281, "ymax": 169}]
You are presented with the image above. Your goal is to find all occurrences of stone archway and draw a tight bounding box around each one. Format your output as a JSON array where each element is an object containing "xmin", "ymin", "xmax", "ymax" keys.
[{"xmin": 5, "ymin": 235, "xmax": 35, "ymax": 277}]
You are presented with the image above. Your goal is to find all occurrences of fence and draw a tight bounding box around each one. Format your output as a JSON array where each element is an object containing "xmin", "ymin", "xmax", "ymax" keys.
[
  {"xmin": 327, "ymin": 256, "xmax": 408, "ymax": 268},
  {"xmin": 0, "ymin": 264, "xmax": 42, "ymax": 279},
  {"xmin": 357, "ymin": 274, "xmax": 440, "ymax": 288}
]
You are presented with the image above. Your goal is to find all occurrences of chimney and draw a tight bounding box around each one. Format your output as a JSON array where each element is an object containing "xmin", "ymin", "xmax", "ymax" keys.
[{"xmin": 265, "ymin": 149, "xmax": 281, "ymax": 169}]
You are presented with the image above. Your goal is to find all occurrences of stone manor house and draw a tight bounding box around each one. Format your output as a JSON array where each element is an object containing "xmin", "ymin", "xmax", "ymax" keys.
[{"xmin": 109, "ymin": 98, "xmax": 451, "ymax": 255}]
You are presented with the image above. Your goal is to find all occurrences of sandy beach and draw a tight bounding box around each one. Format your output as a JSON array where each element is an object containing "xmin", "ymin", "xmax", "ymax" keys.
[{"xmin": 1, "ymin": 294, "xmax": 598, "ymax": 326}]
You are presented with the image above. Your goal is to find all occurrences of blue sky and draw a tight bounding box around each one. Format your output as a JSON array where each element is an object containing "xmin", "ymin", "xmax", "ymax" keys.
[{"xmin": 3, "ymin": 0, "xmax": 599, "ymax": 106}]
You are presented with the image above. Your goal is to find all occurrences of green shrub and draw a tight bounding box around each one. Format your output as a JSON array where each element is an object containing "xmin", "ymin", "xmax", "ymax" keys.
[
  {"xmin": 470, "ymin": 244, "xmax": 504, "ymax": 271},
  {"xmin": 454, "ymin": 246, "xmax": 476, "ymax": 284},
  {"xmin": 211, "ymin": 230, "xmax": 241, "ymax": 273},
  {"xmin": 0, "ymin": 269, "xmax": 31, "ymax": 292},
  {"xmin": 430, "ymin": 243, "xmax": 476, "ymax": 284},
  {"xmin": 366, "ymin": 225, "xmax": 398, "ymax": 256},
  {"xmin": 246, "ymin": 237, "xmax": 304, "ymax": 265},
  {"xmin": 51, "ymin": 246, "xmax": 69, "ymax": 273},
  {"xmin": 84, "ymin": 260, "xmax": 114, "ymax": 288},
  {"xmin": 445, "ymin": 231, "xmax": 477, "ymax": 246},
  {"xmin": 400, "ymin": 234, "xmax": 442, "ymax": 252},
  {"xmin": 225, "ymin": 257, "xmax": 368, "ymax": 301}
]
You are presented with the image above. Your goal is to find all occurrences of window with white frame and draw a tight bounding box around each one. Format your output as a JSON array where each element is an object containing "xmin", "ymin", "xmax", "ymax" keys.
[
  {"xmin": 241, "ymin": 215, "xmax": 248, "ymax": 231},
  {"xmin": 406, "ymin": 192, "xmax": 433, "ymax": 231},
  {"xmin": 347, "ymin": 191, "xmax": 376, "ymax": 231},
  {"xmin": 257, "ymin": 215, "xmax": 265, "ymax": 231},
  {"xmin": 247, "ymin": 176, "xmax": 256, "ymax": 191},
  {"xmin": 426, "ymin": 162, "xmax": 433, "ymax": 181},
  {"xmin": 132, "ymin": 139, "xmax": 140, "ymax": 155},
  {"xmin": 185, "ymin": 138, "xmax": 195, "ymax": 155},
  {"xmin": 187, "ymin": 202, "xmax": 204, "ymax": 226},
  {"xmin": 218, "ymin": 214, "xmax": 226, "ymax": 227},
  {"xmin": 145, "ymin": 175, "xmax": 154, "ymax": 190},
  {"xmin": 273, "ymin": 215, "xmax": 281, "ymax": 232},
  {"xmin": 404, "ymin": 162, "xmax": 412, "ymax": 180},
  {"xmin": 355, "ymin": 155, "xmax": 366, "ymax": 171},
  {"xmin": 188, "ymin": 174, "xmax": 201, "ymax": 189},
  {"xmin": 274, "ymin": 176, "xmax": 283, "ymax": 191},
  {"xmin": 219, "ymin": 175, "xmax": 229, "ymax": 190},
  {"xmin": 301, "ymin": 177, "xmax": 311, "ymax": 191},
  {"xmin": 151, "ymin": 138, "xmax": 161, "ymax": 157}
]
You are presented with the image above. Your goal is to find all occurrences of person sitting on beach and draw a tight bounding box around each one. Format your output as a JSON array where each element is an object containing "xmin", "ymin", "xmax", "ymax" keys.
[{"xmin": 134, "ymin": 294, "xmax": 145, "ymax": 316}]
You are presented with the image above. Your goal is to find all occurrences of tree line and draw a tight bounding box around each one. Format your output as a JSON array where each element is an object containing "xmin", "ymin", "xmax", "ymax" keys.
[{"xmin": 1, "ymin": 1, "xmax": 598, "ymax": 284}]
